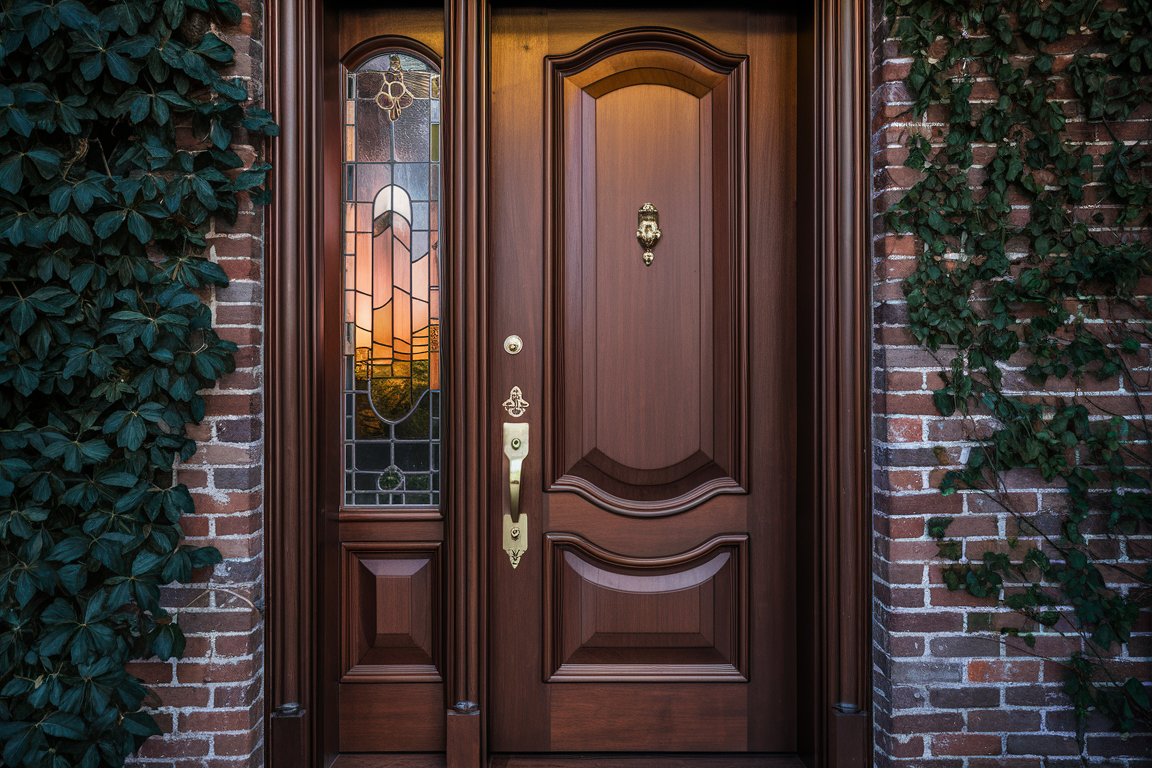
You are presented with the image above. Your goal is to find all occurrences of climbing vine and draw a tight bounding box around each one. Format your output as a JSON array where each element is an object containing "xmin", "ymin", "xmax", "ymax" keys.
[
  {"xmin": 0, "ymin": 0, "xmax": 275, "ymax": 765},
  {"xmin": 886, "ymin": 0, "xmax": 1152, "ymax": 739}
]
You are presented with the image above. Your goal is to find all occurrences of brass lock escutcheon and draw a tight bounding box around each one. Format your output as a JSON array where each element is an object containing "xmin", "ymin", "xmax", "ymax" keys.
[
  {"xmin": 502, "ymin": 422, "xmax": 530, "ymax": 568},
  {"xmin": 636, "ymin": 202, "xmax": 662, "ymax": 266}
]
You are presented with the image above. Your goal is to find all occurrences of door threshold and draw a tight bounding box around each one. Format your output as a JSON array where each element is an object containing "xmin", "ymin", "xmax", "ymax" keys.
[
  {"xmin": 331, "ymin": 755, "xmax": 446, "ymax": 768},
  {"xmin": 489, "ymin": 755, "xmax": 806, "ymax": 768},
  {"xmin": 328, "ymin": 753, "xmax": 805, "ymax": 768}
]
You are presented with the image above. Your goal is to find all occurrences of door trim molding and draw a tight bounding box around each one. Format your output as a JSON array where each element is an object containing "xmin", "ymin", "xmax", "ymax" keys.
[
  {"xmin": 266, "ymin": 0, "xmax": 331, "ymax": 762},
  {"xmin": 264, "ymin": 1, "xmax": 871, "ymax": 765},
  {"xmin": 443, "ymin": 0, "xmax": 491, "ymax": 732},
  {"xmin": 805, "ymin": 0, "xmax": 873, "ymax": 765}
]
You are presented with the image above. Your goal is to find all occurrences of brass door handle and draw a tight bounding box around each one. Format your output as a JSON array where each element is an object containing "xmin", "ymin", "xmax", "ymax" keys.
[{"xmin": 503, "ymin": 423, "xmax": 529, "ymax": 568}]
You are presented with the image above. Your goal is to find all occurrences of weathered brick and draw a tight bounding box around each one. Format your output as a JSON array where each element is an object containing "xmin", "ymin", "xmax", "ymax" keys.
[
  {"xmin": 891, "ymin": 660, "xmax": 965, "ymax": 684},
  {"xmin": 1006, "ymin": 734, "xmax": 1081, "ymax": 756},
  {"xmin": 928, "ymin": 686, "xmax": 1000, "ymax": 708},
  {"xmin": 967, "ymin": 660, "xmax": 1041, "ymax": 683},
  {"xmin": 892, "ymin": 712, "xmax": 966, "ymax": 733},
  {"xmin": 928, "ymin": 636, "xmax": 1003, "ymax": 658},
  {"xmin": 968, "ymin": 709, "xmax": 1041, "ymax": 732},
  {"xmin": 932, "ymin": 733, "xmax": 1003, "ymax": 756}
]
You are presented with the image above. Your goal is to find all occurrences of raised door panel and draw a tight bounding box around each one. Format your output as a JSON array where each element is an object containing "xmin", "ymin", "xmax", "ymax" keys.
[
  {"xmin": 544, "ymin": 30, "xmax": 748, "ymax": 516},
  {"xmin": 543, "ymin": 533, "xmax": 748, "ymax": 682},
  {"xmin": 341, "ymin": 542, "xmax": 442, "ymax": 682}
]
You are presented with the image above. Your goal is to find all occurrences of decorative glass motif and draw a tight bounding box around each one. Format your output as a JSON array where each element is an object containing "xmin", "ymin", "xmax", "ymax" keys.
[{"xmin": 343, "ymin": 51, "xmax": 441, "ymax": 507}]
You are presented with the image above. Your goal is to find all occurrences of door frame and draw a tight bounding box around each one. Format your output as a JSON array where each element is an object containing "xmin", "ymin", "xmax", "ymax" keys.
[{"xmin": 263, "ymin": 1, "xmax": 872, "ymax": 766}]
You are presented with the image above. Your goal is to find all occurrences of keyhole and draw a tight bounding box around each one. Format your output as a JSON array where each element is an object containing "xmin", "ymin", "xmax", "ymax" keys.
[{"xmin": 511, "ymin": 438, "xmax": 522, "ymax": 450}]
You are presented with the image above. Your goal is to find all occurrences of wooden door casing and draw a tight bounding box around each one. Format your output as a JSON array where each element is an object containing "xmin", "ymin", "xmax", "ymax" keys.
[
  {"xmin": 266, "ymin": 0, "xmax": 874, "ymax": 764},
  {"xmin": 489, "ymin": 6, "xmax": 798, "ymax": 754}
]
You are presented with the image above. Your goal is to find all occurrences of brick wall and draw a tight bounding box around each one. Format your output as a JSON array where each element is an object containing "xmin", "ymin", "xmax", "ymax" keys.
[
  {"xmin": 125, "ymin": 2, "xmax": 267, "ymax": 765},
  {"xmin": 870, "ymin": 3, "xmax": 1151, "ymax": 767}
]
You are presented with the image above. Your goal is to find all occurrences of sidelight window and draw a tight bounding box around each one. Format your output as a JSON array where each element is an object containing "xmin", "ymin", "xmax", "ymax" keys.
[{"xmin": 343, "ymin": 51, "xmax": 441, "ymax": 507}]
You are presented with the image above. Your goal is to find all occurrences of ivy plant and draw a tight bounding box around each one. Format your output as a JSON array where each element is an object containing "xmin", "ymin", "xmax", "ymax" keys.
[
  {"xmin": 887, "ymin": 0, "xmax": 1152, "ymax": 741},
  {"xmin": 0, "ymin": 0, "xmax": 276, "ymax": 765}
]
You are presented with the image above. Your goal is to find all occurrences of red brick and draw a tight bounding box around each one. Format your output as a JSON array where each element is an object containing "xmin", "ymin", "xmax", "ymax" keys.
[
  {"xmin": 892, "ymin": 735, "xmax": 924, "ymax": 758},
  {"xmin": 967, "ymin": 660, "xmax": 1041, "ymax": 683},
  {"xmin": 887, "ymin": 417, "xmax": 924, "ymax": 442},
  {"xmin": 214, "ymin": 732, "xmax": 259, "ymax": 757},
  {"xmin": 892, "ymin": 712, "xmax": 965, "ymax": 733},
  {"xmin": 932, "ymin": 733, "xmax": 1004, "ymax": 756},
  {"xmin": 215, "ymin": 511, "xmax": 262, "ymax": 535},
  {"xmin": 126, "ymin": 661, "xmax": 174, "ymax": 685},
  {"xmin": 157, "ymin": 686, "xmax": 211, "ymax": 708},
  {"xmin": 177, "ymin": 709, "xmax": 256, "ymax": 733},
  {"xmin": 136, "ymin": 736, "xmax": 211, "ymax": 758}
]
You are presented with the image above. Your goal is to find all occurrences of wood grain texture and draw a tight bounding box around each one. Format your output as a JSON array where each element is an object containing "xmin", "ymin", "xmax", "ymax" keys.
[
  {"xmin": 543, "ymin": 29, "xmax": 749, "ymax": 516},
  {"xmin": 545, "ymin": 493, "xmax": 747, "ymax": 558},
  {"xmin": 341, "ymin": 33, "xmax": 441, "ymax": 70},
  {"xmin": 339, "ymin": 683, "xmax": 447, "ymax": 752},
  {"xmin": 794, "ymin": 0, "xmax": 872, "ymax": 764},
  {"xmin": 549, "ymin": 684, "xmax": 748, "ymax": 752},
  {"xmin": 488, "ymin": 4, "xmax": 550, "ymax": 752},
  {"xmin": 443, "ymin": 4, "xmax": 490, "ymax": 767},
  {"xmin": 339, "ymin": 520, "xmax": 445, "ymax": 542},
  {"xmin": 448, "ymin": 709, "xmax": 482, "ymax": 768},
  {"xmin": 743, "ymin": 9, "xmax": 797, "ymax": 752},
  {"xmin": 542, "ymin": 533, "xmax": 747, "ymax": 682},
  {"xmin": 341, "ymin": 542, "xmax": 442, "ymax": 682},
  {"xmin": 339, "ymin": 5, "xmax": 444, "ymax": 60},
  {"xmin": 490, "ymin": 8, "xmax": 796, "ymax": 755},
  {"xmin": 266, "ymin": 0, "xmax": 338, "ymax": 761},
  {"xmin": 333, "ymin": 755, "xmax": 446, "ymax": 768}
]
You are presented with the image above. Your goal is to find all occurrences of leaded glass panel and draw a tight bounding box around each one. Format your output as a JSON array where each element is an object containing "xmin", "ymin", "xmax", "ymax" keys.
[{"xmin": 343, "ymin": 51, "xmax": 441, "ymax": 507}]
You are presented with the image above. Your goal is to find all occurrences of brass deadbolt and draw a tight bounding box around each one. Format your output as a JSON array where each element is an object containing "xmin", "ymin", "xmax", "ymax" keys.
[{"xmin": 504, "ymin": 335, "xmax": 523, "ymax": 354}]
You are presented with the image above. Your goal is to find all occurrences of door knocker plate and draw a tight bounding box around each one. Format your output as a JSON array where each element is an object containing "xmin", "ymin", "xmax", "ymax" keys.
[
  {"xmin": 502, "ymin": 385, "xmax": 529, "ymax": 417},
  {"xmin": 636, "ymin": 202, "xmax": 662, "ymax": 266}
]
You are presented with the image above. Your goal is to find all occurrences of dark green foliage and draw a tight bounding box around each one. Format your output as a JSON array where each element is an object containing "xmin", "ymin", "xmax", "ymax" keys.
[
  {"xmin": 887, "ymin": 0, "xmax": 1152, "ymax": 741},
  {"xmin": 0, "ymin": 0, "xmax": 276, "ymax": 765}
]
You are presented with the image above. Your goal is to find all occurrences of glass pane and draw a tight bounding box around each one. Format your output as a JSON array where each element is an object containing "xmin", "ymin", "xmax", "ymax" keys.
[{"xmin": 343, "ymin": 50, "xmax": 442, "ymax": 507}]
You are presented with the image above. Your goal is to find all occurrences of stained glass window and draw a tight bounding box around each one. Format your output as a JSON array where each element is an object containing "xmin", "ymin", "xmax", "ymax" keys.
[{"xmin": 343, "ymin": 51, "xmax": 441, "ymax": 507}]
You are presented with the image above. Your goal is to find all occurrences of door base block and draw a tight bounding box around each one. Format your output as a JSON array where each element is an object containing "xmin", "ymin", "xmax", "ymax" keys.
[
  {"xmin": 447, "ymin": 705, "xmax": 481, "ymax": 768},
  {"xmin": 830, "ymin": 710, "xmax": 869, "ymax": 768}
]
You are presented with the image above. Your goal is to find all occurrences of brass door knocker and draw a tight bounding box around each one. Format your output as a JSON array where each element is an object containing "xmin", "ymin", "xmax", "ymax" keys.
[{"xmin": 636, "ymin": 202, "xmax": 662, "ymax": 266}]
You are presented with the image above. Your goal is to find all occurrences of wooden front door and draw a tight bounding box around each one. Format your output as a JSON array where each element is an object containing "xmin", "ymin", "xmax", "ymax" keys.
[
  {"xmin": 488, "ymin": 6, "xmax": 798, "ymax": 753},
  {"xmin": 270, "ymin": 0, "xmax": 875, "ymax": 763}
]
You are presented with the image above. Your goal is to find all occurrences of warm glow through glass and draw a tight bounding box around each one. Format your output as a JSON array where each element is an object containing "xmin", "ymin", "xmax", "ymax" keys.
[{"xmin": 343, "ymin": 51, "xmax": 441, "ymax": 507}]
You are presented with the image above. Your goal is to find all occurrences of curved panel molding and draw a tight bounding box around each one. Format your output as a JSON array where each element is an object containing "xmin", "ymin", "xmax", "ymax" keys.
[
  {"xmin": 542, "ymin": 533, "xmax": 748, "ymax": 682},
  {"xmin": 543, "ymin": 29, "xmax": 749, "ymax": 516}
]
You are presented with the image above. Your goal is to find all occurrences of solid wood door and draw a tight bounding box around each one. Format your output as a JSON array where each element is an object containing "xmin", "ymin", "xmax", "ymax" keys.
[{"xmin": 489, "ymin": 4, "xmax": 798, "ymax": 753}]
